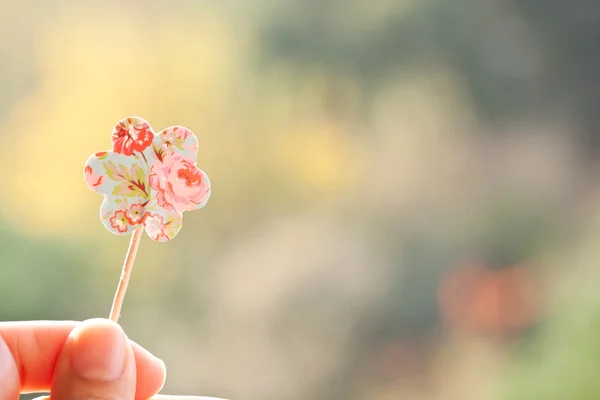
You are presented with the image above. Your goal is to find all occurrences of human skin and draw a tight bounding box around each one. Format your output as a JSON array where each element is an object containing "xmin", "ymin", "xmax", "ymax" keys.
[{"xmin": 0, "ymin": 318, "xmax": 165, "ymax": 400}]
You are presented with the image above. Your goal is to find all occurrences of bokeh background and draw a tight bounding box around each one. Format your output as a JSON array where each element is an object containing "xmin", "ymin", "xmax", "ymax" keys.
[{"xmin": 3, "ymin": 0, "xmax": 600, "ymax": 399}]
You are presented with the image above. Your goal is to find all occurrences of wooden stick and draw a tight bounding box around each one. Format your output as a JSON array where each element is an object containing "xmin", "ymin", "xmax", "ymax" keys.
[{"xmin": 109, "ymin": 225, "xmax": 144, "ymax": 322}]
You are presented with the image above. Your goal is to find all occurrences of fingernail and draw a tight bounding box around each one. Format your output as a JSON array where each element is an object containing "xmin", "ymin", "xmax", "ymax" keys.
[{"xmin": 70, "ymin": 319, "xmax": 127, "ymax": 381}]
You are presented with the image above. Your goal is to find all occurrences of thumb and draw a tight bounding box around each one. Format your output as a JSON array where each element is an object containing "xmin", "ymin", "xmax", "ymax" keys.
[{"xmin": 50, "ymin": 318, "xmax": 135, "ymax": 400}]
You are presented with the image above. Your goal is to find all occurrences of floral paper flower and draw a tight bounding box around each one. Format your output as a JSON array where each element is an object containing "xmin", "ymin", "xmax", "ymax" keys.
[{"xmin": 84, "ymin": 117, "xmax": 211, "ymax": 242}]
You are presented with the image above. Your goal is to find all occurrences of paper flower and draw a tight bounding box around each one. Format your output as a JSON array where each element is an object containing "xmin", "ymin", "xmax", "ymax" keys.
[{"xmin": 84, "ymin": 117, "xmax": 211, "ymax": 242}]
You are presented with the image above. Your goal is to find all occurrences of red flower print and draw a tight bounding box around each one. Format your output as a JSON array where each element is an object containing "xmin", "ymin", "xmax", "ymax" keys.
[
  {"xmin": 126, "ymin": 203, "xmax": 145, "ymax": 224},
  {"xmin": 142, "ymin": 212, "xmax": 167, "ymax": 241},
  {"xmin": 112, "ymin": 118, "xmax": 154, "ymax": 155},
  {"xmin": 110, "ymin": 210, "xmax": 132, "ymax": 233},
  {"xmin": 84, "ymin": 165, "xmax": 105, "ymax": 190}
]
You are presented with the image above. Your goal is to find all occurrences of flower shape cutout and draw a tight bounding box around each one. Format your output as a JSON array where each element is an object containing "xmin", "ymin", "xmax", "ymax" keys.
[{"xmin": 84, "ymin": 117, "xmax": 211, "ymax": 242}]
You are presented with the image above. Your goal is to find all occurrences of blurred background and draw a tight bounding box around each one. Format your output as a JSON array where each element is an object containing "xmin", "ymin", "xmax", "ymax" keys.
[{"xmin": 2, "ymin": 0, "xmax": 600, "ymax": 399}]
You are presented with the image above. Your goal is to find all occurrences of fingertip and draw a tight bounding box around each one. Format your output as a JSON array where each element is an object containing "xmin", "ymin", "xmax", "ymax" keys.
[
  {"xmin": 132, "ymin": 342, "xmax": 167, "ymax": 399},
  {"xmin": 50, "ymin": 317, "xmax": 136, "ymax": 400},
  {"xmin": 69, "ymin": 318, "xmax": 127, "ymax": 381},
  {"xmin": 65, "ymin": 318, "xmax": 167, "ymax": 400}
]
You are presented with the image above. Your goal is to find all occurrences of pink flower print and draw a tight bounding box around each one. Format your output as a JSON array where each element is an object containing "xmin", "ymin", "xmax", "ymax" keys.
[
  {"xmin": 149, "ymin": 151, "xmax": 211, "ymax": 214},
  {"xmin": 126, "ymin": 203, "xmax": 145, "ymax": 224},
  {"xmin": 154, "ymin": 126, "xmax": 199, "ymax": 160},
  {"xmin": 84, "ymin": 165, "xmax": 104, "ymax": 191},
  {"xmin": 84, "ymin": 116, "xmax": 210, "ymax": 242},
  {"xmin": 161, "ymin": 126, "xmax": 189, "ymax": 150},
  {"xmin": 142, "ymin": 213, "xmax": 167, "ymax": 242},
  {"xmin": 112, "ymin": 117, "xmax": 154, "ymax": 156},
  {"xmin": 110, "ymin": 210, "xmax": 132, "ymax": 233}
]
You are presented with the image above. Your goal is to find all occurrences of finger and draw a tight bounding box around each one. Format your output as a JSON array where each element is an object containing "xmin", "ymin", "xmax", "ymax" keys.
[
  {"xmin": 0, "ymin": 331, "xmax": 19, "ymax": 400},
  {"xmin": 0, "ymin": 320, "xmax": 165, "ymax": 399},
  {"xmin": 50, "ymin": 318, "xmax": 135, "ymax": 400},
  {"xmin": 130, "ymin": 340, "xmax": 167, "ymax": 398},
  {"xmin": 32, "ymin": 395, "xmax": 229, "ymax": 400}
]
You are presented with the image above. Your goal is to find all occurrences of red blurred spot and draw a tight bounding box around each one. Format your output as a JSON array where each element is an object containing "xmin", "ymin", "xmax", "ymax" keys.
[{"xmin": 438, "ymin": 261, "xmax": 541, "ymax": 337}]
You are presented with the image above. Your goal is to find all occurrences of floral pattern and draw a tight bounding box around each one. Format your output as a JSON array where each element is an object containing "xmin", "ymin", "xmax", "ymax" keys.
[
  {"xmin": 84, "ymin": 116, "xmax": 211, "ymax": 242},
  {"xmin": 112, "ymin": 118, "xmax": 155, "ymax": 156}
]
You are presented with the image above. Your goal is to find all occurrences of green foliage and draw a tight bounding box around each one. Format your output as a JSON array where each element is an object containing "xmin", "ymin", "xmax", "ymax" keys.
[
  {"xmin": 260, "ymin": 0, "xmax": 600, "ymax": 151},
  {"xmin": 500, "ymin": 290, "xmax": 600, "ymax": 399},
  {"xmin": 0, "ymin": 221, "xmax": 91, "ymax": 321}
]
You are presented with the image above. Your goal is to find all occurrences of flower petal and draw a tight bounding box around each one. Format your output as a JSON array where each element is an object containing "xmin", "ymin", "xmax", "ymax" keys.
[
  {"xmin": 147, "ymin": 154, "xmax": 211, "ymax": 214},
  {"xmin": 85, "ymin": 151, "xmax": 150, "ymax": 201},
  {"xmin": 99, "ymin": 198, "xmax": 140, "ymax": 236},
  {"xmin": 142, "ymin": 208, "xmax": 182, "ymax": 242},
  {"xmin": 153, "ymin": 126, "xmax": 199, "ymax": 160},
  {"xmin": 187, "ymin": 167, "xmax": 211, "ymax": 211},
  {"xmin": 111, "ymin": 116, "xmax": 155, "ymax": 156},
  {"xmin": 84, "ymin": 151, "xmax": 111, "ymax": 194}
]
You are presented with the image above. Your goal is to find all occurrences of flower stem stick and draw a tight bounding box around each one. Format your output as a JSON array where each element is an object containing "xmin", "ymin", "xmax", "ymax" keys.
[{"xmin": 109, "ymin": 225, "xmax": 144, "ymax": 322}]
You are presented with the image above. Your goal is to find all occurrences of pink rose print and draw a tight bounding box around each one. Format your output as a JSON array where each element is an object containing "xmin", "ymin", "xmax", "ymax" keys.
[
  {"xmin": 84, "ymin": 116, "xmax": 211, "ymax": 242},
  {"xmin": 112, "ymin": 117, "xmax": 154, "ymax": 156},
  {"xmin": 150, "ymin": 151, "xmax": 210, "ymax": 214}
]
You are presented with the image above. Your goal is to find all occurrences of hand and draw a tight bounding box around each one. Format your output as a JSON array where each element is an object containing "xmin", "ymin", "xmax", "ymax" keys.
[{"xmin": 0, "ymin": 318, "xmax": 166, "ymax": 400}]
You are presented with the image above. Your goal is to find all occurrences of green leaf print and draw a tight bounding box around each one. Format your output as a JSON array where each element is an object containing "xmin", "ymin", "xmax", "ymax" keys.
[
  {"xmin": 104, "ymin": 161, "xmax": 128, "ymax": 181},
  {"xmin": 164, "ymin": 213, "xmax": 182, "ymax": 237},
  {"xmin": 112, "ymin": 182, "xmax": 140, "ymax": 197},
  {"xmin": 104, "ymin": 161, "xmax": 149, "ymax": 198},
  {"xmin": 133, "ymin": 163, "xmax": 146, "ymax": 184}
]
